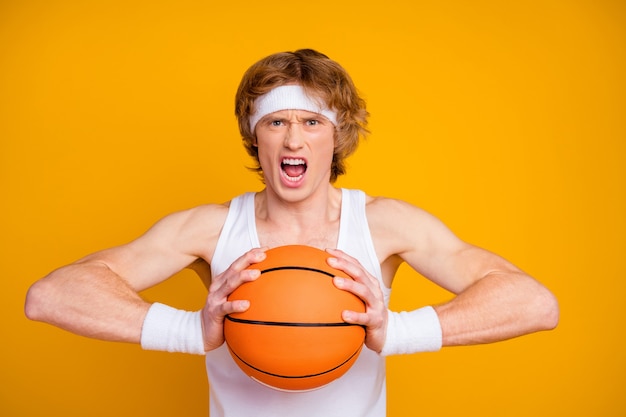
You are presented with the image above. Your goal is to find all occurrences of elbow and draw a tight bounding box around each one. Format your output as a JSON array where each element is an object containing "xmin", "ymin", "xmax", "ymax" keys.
[
  {"xmin": 547, "ymin": 294, "xmax": 560, "ymax": 330},
  {"xmin": 24, "ymin": 280, "xmax": 50, "ymax": 322},
  {"xmin": 535, "ymin": 288, "xmax": 560, "ymax": 332}
]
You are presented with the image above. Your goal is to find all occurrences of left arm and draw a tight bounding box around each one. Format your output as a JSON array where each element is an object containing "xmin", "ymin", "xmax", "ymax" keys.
[
  {"xmin": 329, "ymin": 197, "xmax": 559, "ymax": 352},
  {"xmin": 427, "ymin": 245, "xmax": 559, "ymax": 346}
]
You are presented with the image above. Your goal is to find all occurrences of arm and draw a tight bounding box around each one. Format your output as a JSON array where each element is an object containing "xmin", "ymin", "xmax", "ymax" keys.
[
  {"xmin": 24, "ymin": 205, "xmax": 226, "ymax": 345},
  {"xmin": 25, "ymin": 259, "xmax": 150, "ymax": 344},
  {"xmin": 331, "ymin": 197, "xmax": 558, "ymax": 353},
  {"xmin": 429, "ymin": 246, "xmax": 559, "ymax": 346},
  {"xmin": 384, "ymin": 197, "xmax": 559, "ymax": 347}
]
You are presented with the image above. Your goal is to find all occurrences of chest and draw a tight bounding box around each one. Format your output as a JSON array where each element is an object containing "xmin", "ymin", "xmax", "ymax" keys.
[{"xmin": 256, "ymin": 220, "xmax": 340, "ymax": 251}]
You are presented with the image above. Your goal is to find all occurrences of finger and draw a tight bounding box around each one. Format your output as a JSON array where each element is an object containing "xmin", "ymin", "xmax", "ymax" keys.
[
  {"xmin": 327, "ymin": 250, "xmax": 378, "ymax": 288},
  {"xmin": 230, "ymin": 247, "xmax": 268, "ymax": 273},
  {"xmin": 210, "ymin": 248, "xmax": 266, "ymax": 293},
  {"xmin": 222, "ymin": 299, "xmax": 250, "ymax": 315},
  {"xmin": 343, "ymin": 308, "xmax": 387, "ymax": 353},
  {"xmin": 205, "ymin": 296, "xmax": 251, "ymax": 326},
  {"xmin": 333, "ymin": 275, "xmax": 371, "ymax": 303},
  {"xmin": 335, "ymin": 275, "xmax": 386, "ymax": 317},
  {"xmin": 212, "ymin": 268, "xmax": 260, "ymax": 301},
  {"xmin": 341, "ymin": 309, "xmax": 370, "ymax": 325}
]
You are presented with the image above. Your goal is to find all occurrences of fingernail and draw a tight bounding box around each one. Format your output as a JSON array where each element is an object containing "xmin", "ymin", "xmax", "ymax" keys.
[{"xmin": 333, "ymin": 277, "xmax": 344, "ymax": 288}]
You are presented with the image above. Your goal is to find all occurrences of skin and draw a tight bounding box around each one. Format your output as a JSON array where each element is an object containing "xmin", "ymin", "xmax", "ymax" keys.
[{"xmin": 24, "ymin": 108, "xmax": 559, "ymax": 356}]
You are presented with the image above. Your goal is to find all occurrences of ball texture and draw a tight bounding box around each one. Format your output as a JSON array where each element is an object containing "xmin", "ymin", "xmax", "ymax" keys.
[{"xmin": 224, "ymin": 245, "xmax": 366, "ymax": 391}]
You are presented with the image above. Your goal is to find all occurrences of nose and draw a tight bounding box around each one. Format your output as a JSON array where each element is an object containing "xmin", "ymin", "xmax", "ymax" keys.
[{"xmin": 283, "ymin": 123, "xmax": 305, "ymax": 150}]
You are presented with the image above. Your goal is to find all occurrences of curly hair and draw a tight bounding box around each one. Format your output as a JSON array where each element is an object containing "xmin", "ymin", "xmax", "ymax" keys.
[{"xmin": 235, "ymin": 49, "xmax": 369, "ymax": 183}]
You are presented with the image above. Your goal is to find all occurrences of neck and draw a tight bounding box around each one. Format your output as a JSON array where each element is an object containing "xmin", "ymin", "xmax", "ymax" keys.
[{"xmin": 254, "ymin": 185, "xmax": 342, "ymax": 249}]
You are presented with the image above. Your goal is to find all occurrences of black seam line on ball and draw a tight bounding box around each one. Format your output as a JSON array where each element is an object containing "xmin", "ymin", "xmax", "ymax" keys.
[
  {"xmin": 225, "ymin": 315, "xmax": 364, "ymax": 328},
  {"xmin": 228, "ymin": 345, "xmax": 363, "ymax": 379},
  {"xmin": 260, "ymin": 266, "xmax": 335, "ymax": 277}
]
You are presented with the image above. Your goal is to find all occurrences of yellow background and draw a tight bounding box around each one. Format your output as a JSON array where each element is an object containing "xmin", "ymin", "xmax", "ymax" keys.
[{"xmin": 1, "ymin": 0, "xmax": 624, "ymax": 416}]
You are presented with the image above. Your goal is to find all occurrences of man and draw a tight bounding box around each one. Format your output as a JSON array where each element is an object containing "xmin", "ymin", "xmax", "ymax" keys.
[{"xmin": 25, "ymin": 49, "xmax": 559, "ymax": 416}]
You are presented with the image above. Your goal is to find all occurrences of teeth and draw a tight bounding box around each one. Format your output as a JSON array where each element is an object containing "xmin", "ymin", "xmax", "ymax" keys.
[
  {"xmin": 282, "ymin": 158, "xmax": 306, "ymax": 166},
  {"xmin": 281, "ymin": 158, "xmax": 306, "ymax": 181},
  {"xmin": 283, "ymin": 173, "xmax": 304, "ymax": 182}
]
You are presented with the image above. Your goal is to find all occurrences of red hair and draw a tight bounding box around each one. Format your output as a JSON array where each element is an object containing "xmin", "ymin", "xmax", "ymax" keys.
[{"xmin": 235, "ymin": 49, "xmax": 369, "ymax": 182}]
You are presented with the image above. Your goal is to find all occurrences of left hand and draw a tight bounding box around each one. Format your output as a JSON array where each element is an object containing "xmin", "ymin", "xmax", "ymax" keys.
[{"xmin": 326, "ymin": 248, "xmax": 388, "ymax": 353}]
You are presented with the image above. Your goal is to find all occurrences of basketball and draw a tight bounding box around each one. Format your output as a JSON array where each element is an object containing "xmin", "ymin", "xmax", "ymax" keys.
[{"xmin": 224, "ymin": 245, "xmax": 366, "ymax": 391}]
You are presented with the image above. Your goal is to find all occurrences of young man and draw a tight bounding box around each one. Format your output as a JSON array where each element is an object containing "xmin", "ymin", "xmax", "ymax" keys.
[{"xmin": 25, "ymin": 49, "xmax": 559, "ymax": 416}]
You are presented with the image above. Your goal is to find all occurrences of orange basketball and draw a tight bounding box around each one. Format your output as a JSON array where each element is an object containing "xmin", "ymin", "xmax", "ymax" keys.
[{"xmin": 224, "ymin": 245, "xmax": 366, "ymax": 391}]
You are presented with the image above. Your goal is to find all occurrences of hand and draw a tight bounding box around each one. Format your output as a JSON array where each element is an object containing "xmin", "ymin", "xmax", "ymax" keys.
[
  {"xmin": 326, "ymin": 248, "xmax": 388, "ymax": 353},
  {"xmin": 200, "ymin": 248, "xmax": 267, "ymax": 352}
]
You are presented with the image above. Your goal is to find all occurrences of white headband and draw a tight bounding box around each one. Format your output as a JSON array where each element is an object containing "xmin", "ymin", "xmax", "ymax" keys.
[{"xmin": 249, "ymin": 85, "xmax": 338, "ymax": 131}]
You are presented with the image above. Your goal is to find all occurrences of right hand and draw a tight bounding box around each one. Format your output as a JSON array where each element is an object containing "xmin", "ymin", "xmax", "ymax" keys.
[{"xmin": 200, "ymin": 248, "xmax": 267, "ymax": 352}]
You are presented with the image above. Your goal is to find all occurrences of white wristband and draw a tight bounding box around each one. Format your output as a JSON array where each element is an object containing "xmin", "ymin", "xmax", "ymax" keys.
[
  {"xmin": 380, "ymin": 306, "xmax": 443, "ymax": 356},
  {"xmin": 140, "ymin": 303, "xmax": 205, "ymax": 355}
]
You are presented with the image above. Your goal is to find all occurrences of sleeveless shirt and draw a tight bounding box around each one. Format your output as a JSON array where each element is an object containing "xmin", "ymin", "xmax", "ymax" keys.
[{"xmin": 207, "ymin": 188, "xmax": 391, "ymax": 417}]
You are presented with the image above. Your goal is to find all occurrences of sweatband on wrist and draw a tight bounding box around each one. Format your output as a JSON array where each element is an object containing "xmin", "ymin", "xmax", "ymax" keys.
[
  {"xmin": 140, "ymin": 303, "xmax": 205, "ymax": 355},
  {"xmin": 380, "ymin": 306, "xmax": 443, "ymax": 356},
  {"xmin": 249, "ymin": 85, "xmax": 338, "ymax": 131}
]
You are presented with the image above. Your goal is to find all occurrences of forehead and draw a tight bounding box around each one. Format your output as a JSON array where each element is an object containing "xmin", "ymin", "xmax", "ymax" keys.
[
  {"xmin": 262, "ymin": 109, "xmax": 325, "ymax": 119},
  {"xmin": 249, "ymin": 85, "xmax": 338, "ymax": 131}
]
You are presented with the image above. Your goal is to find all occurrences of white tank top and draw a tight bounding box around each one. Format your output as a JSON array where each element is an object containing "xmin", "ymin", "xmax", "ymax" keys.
[{"xmin": 207, "ymin": 189, "xmax": 391, "ymax": 417}]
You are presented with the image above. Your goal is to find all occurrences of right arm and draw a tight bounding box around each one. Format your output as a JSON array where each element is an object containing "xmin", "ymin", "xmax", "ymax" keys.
[
  {"xmin": 24, "ymin": 204, "xmax": 260, "ymax": 350},
  {"xmin": 24, "ymin": 259, "xmax": 151, "ymax": 344}
]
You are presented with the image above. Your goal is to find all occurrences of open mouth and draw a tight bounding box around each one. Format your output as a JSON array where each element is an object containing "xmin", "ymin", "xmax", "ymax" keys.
[{"xmin": 281, "ymin": 158, "xmax": 307, "ymax": 182}]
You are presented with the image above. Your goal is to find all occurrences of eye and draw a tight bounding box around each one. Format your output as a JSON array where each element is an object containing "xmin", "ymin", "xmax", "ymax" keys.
[
  {"xmin": 305, "ymin": 119, "xmax": 320, "ymax": 126},
  {"xmin": 271, "ymin": 120, "xmax": 283, "ymax": 126}
]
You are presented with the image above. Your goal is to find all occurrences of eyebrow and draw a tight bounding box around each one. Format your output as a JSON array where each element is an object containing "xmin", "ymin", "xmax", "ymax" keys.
[{"xmin": 263, "ymin": 111, "xmax": 328, "ymax": 121}]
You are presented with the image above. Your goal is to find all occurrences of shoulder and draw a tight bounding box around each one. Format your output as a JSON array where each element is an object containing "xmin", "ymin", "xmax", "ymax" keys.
[
  {"xmin": 152, "ymin": 202, "xmax": 230, "ymax": 233},
  {"xmin": 365, "ymin": 194, "xmax": 437, "ymax": 230},
  {"xmin": 135, "ymin": 201, "xmax": 231, "ymax": 260},
  {"xmin": 364, "ymin": 194, "xmax": 462, "ymax": 259},
  {"xmin": 75, "ymin": 201, "xmax": 234, "ymax": 290}
]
